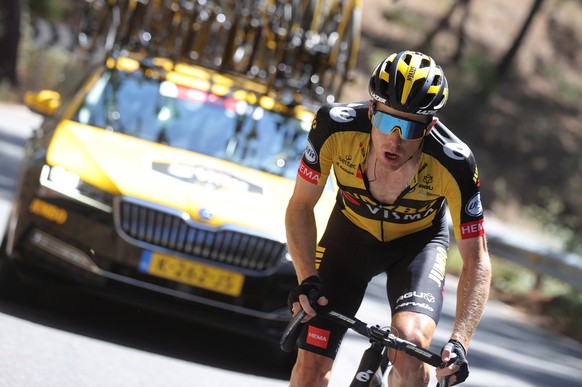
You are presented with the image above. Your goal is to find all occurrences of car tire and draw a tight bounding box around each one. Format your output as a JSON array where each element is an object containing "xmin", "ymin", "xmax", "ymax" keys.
[{"xmin": 0, "ymin": 231, "xmax": 39, "ymax": 303}]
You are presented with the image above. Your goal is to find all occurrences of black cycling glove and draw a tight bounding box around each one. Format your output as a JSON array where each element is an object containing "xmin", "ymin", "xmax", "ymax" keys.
[
  {"xmin": 442, "ymin": 339, "xmax": 469, "ymax": 385},
  {"xmin": 287, "ymin": 275, "xmax": 326, "ymax": 311}
]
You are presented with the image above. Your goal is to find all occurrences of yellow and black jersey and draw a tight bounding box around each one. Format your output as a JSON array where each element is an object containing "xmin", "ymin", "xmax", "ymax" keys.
[{"xmin": 298, "ymin": 101, "xmax": 485, "ymax": 242}]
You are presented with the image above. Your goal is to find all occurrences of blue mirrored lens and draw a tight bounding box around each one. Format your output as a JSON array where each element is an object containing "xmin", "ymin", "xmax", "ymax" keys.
[{"xmin": 371, "ymin": 110, "xmax": 427, "ymax": 139}]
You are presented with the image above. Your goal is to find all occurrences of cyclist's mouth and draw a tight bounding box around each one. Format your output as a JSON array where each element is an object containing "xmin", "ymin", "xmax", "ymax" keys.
[{"xmin": 384, "ymin": 152, "xmax": 399, "ymax": 161}]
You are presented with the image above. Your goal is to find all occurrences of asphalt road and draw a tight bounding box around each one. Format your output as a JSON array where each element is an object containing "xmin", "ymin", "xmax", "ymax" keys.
[{"xmin": 0, "ymin": 103, "xmax": 581, "ymax": 387}]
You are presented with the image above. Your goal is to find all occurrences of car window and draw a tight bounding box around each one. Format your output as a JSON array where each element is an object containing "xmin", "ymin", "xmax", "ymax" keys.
[{"xmin": 71, "ymin": 68, "xmax": 310, "ymax": 179}]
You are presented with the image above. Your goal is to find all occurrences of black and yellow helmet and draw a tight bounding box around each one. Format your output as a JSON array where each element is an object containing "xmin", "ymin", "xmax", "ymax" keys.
[{"xmin": 368, "ymin": 50, "xmax": 448, "ymax": 115}]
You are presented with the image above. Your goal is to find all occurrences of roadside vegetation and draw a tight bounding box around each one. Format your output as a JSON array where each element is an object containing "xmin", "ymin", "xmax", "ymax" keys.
[{"xmin": 448, "ymin": 244, "xmax": 582, "ymax": 343}]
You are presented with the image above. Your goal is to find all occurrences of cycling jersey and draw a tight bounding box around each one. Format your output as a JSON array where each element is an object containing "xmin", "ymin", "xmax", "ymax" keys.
[{"xmin": 298, "ymin": 101, "xmax": 485, "ymax": 242}]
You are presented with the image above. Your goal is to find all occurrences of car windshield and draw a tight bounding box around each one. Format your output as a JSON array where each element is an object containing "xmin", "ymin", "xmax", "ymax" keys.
[{"xmin": 71, "ymin": 68, "xmax": 311, "ymax": 179}]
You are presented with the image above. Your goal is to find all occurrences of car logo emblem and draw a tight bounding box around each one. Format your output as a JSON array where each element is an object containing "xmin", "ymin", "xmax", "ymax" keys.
[{"xmin": 198, "ymin": 208, "xmax": 214, "ymax": 221}]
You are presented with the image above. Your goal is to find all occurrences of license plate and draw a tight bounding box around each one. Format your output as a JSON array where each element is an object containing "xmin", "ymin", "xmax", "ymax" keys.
[{"xmin": 139, "ymin": 251, "xmax": 245, "ymax": 297}]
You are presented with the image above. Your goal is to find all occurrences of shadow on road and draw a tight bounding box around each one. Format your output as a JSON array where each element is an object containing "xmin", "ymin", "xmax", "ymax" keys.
[{"xmin": 0, "ymin": 288, "xmax": 293, "ymax": 381}]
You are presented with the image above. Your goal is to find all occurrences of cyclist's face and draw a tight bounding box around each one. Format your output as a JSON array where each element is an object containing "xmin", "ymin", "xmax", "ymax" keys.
[{"xmin": 369, "ymin": 102, "xmax": 431, "ymax": 170}]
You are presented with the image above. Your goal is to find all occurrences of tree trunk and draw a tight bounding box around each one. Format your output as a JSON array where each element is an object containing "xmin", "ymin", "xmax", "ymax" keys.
[
  {"xmin": 419, "ymin": 0, "xmax": 462, "ymax": 53},
  {"xmin": 452, "ymin": 0, "xmax": 472, "ymax": 63},
  {"xmin": 495, "ymin": 0, "xmax": 545, "ymax": 81},
  {"xmin": 0, "ymin": 0, "xmax": 21, "ymax": 87}
]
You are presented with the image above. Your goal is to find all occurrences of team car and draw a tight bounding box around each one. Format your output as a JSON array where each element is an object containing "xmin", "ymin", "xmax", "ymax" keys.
[{"xmin": 0, "ymin": 53, "xmax": 336, "ymax": 342}]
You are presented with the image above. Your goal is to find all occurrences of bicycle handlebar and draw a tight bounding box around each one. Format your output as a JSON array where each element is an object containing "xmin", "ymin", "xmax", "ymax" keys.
[
  {"xmin": 280, "ymin": 308, "xmax": 307, "ymax": 353},
  {"xmin": 280, "ymin": 306, "xmax": 451, "ymax": 386}
]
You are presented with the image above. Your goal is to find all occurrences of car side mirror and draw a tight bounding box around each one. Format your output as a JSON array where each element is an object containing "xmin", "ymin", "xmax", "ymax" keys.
[{"xmin": 24, "ymin": 90, "xmax": 62, "ymax": 116}]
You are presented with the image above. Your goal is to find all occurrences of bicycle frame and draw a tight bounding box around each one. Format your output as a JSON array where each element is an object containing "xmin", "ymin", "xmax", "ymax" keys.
[{"xmin": 281, "ymin": 307, "xmax": 451, "ymax": 387}]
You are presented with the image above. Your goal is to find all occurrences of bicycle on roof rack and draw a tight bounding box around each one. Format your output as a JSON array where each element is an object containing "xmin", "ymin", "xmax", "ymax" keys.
[
  {"xmin": 72, "ymin": 0, "xmax": 362, "ymax": 104},
  {"xmin": 280, "ymin": 305, "xmax": 452, "ymax": 387}
]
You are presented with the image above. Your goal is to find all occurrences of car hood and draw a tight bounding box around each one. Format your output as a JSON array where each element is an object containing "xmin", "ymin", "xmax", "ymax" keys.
[{"xmin": 46, "ymin": 120, "xmax": 334, "ymax": 240}]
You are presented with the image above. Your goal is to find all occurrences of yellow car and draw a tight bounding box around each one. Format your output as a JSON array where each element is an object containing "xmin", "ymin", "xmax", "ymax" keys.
[{"xmin": 0, "ymin": 53, "xmax": 335, "ymax": 344}]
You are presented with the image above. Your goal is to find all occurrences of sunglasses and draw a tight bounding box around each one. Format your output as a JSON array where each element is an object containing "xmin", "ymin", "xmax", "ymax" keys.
[{"xmin": 371, "ymin": 110, "xmax": 436, "ymax": 140}]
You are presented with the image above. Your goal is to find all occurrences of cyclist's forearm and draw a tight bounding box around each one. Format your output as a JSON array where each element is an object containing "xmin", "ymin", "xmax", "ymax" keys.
[
  {"xmin": 285, "ymin": 204, "xmax": 319, "ymax": 282},
  {"xmin": 451, "ymin": 244, "xmax": 492, "ymax": 349}
]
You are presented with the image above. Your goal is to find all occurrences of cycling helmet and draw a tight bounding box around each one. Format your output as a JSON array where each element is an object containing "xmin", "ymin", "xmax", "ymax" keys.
[{"xmin": 369, "ymin": 50, "xmax": 448, "ymax": 115}]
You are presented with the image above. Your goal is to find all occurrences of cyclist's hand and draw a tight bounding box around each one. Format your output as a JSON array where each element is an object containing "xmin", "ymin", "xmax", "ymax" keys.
[
  {"xmin": 287, "ymin": 275, "xmax": 328, "ymax": 321},
  {"xmin": 436, "ymin": 339, "xmax": 469, "ymax": 386}
]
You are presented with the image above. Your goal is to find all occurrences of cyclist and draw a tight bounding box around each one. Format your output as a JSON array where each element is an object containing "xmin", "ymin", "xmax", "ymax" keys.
[{"xmin": 285, "ymin": 50, "xmax": 492, "ymax": 386}]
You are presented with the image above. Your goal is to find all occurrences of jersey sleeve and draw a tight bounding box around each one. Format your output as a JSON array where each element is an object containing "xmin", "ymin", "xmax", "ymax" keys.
[
  {"xmin": 429, "ymin": 123, "xmax": 485, "ymax": 240},
  {"xmin": 297, "ymin": 105, "xmax": 336, "ymax": 187},
  {"xmin": 445, "ymin": 157, "xmax": 484, "ymax": 240}
]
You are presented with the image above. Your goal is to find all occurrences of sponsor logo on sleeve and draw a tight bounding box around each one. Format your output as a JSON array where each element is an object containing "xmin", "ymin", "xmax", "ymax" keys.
[
  {"xmin": 304, "ymin": 140, "xmax": 318, "ymax": 164},
  {"xmin": 460, "ymin": 219, "xmax": 485, "ymax": 239},
  {"xmin": 306, "ymin": 325, "xmax": 331, "ymax": 349},
  {"xmin": 465, "ymin": 192, "xmax": 483, "ymax": 217},
  {"xmin": 298, "ymin": 161, "xmax": 321, "ymax": 184}
]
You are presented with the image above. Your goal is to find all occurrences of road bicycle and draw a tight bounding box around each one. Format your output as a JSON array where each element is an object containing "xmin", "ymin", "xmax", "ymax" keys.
[
  {"xmin": 74, "ymin": 0, "xmax": 151, "ymax": 56},
  {"xmin": 280, "ymin": 305, "xmax": 452, "ymax": 387},
  {"xmin": 74, "ymin": 0, "xmax": 121, "ymax": 54},
  {"xmin": 291, "ymin": 0, "xmax": 362, "ymax": 102}
]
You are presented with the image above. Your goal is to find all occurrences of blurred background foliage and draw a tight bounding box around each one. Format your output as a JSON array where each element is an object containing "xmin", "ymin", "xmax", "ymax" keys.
[
  {"xmin": 349, "ymin": 0, "xmax": 582, "ymax": 256},
  {"xmin": 1, "ymin": 0, "xmax": 581, "ymax": 340}
]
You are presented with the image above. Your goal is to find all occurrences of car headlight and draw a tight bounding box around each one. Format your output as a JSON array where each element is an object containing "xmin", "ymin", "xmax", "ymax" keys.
[{"xmin": 39, "ymin": 165, "xmax": 113, "ymax": 212}]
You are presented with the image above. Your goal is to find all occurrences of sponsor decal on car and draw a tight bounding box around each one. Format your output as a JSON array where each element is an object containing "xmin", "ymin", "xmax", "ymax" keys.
[{"xmin": 152, "ymin": 161, "xmax": 263, "ymax": 194}]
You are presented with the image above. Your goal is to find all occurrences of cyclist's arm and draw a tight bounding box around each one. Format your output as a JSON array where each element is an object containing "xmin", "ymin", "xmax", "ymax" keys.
[
  {"xmin": 285, "ymin": 176, "xmax": 326, "ymax": 282},
  {"xmin": 451, "ymin": 235, "xmax": 492, "ymax": 349},
  {"xmin": 285, "ymin": 176, "xmax": 328, "ymax": 317},
  {"xmin": 437, "ymin": 235, "xmax": 491, "ymax": 382}
]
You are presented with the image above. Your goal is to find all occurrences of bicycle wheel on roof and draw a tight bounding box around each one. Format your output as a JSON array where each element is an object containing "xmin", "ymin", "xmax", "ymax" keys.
[{"xmin": 319, "ymin": 0, "xmax": 362, "ymax": 102}]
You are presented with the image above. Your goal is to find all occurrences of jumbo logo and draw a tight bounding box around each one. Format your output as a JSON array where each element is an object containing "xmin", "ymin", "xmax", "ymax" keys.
[
  {"xmin": 329, "ymin": 106, "xmax": 356, "ymax": 123},
  {"xmin": 443, "ymin": 142, "xmax": 471, "ymax": 161}
]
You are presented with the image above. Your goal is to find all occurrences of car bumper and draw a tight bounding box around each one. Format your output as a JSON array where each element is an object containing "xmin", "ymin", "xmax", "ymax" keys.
[{"xmin": 9, "ymin": 225, "xmax": 295, "ymax": 341}]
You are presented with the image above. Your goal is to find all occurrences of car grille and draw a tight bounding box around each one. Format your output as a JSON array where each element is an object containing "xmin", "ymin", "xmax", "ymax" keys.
[{"xmin": 115, "ymin": 199, "xmax": 286, "ymax": 273}]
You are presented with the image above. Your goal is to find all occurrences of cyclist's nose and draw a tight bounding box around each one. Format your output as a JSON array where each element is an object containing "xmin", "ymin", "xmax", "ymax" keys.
[{"xmin": 385, "ymin": 128, "xmax": 403, "ymax": 144}]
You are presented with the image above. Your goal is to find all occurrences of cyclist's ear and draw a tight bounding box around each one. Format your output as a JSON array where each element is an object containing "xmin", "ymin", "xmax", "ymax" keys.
[{"xmin": 368, "ymin": 100, "xmax": 376, "ymax": 120}]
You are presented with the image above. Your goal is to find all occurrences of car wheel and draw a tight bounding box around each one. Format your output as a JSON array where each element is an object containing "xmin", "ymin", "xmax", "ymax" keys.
[{"xmin": 0, "ymin": 231, "xmax": 38, "ymax": 303}]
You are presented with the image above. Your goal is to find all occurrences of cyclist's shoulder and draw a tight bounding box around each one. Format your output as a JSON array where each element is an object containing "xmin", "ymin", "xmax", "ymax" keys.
[
  {"xmin": 424, "ymin": 121, "xmax": 477, "ymax": 164},
  {"xmin": 423, "ymin": 120, "xmax": 480, "ymax": 188},
  {"xmin": 315, "ymin": 100, "xmax": 371, "ymax": 132}
]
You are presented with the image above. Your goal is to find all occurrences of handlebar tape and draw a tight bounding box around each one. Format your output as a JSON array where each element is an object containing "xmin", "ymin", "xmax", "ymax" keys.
[{"xmin": 280, "ymin": 309, "xmax": 306, "ymax": 353}]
